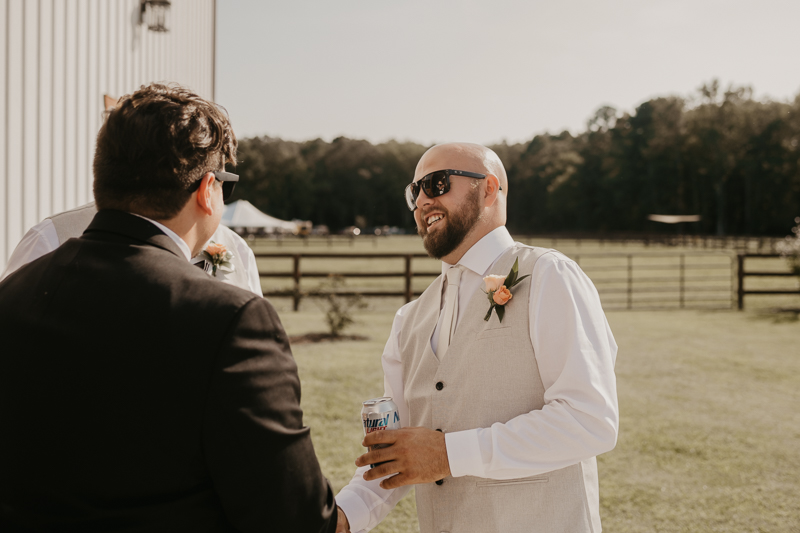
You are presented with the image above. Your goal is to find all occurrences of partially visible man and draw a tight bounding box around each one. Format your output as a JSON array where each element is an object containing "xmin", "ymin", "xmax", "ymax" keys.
[
  {"xmin": 0, "ymin": 202, "xmax": 262, "ymax": 296},
  {"xmin": 335, "ymin": 143, "xmax": 618, "ymax": 533},
  {"xmin": 0, "ymin": 83, "xmax": 337, "ymax": 533}
]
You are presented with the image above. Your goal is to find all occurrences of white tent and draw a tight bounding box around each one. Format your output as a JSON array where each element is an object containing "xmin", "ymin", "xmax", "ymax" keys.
[{"xmin": 222, "ymin": 200, "xmax": 298, "ymax": 234}]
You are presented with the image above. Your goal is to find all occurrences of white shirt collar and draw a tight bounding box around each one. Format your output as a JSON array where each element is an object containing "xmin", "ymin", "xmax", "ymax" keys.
[
  {"xmin": 130, "ymin": 213, "xmax": 193, "ymax": 261},
  {"xmin": 441, "ymin": 226, "xmax": 515, "ymax": 276}
]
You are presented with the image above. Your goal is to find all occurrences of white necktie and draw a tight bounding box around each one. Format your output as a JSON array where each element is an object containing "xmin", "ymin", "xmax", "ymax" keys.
[{"xmin": 436, "ymin": 265, "xmax": 464, "ymax": 359}]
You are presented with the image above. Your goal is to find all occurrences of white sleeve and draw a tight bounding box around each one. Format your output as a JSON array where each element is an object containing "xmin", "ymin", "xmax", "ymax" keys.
[
  {"xmin": 445, "ymin": 253, "xmax": 619, "ymax": 479},
  {"xmin": 335, "ymin": 304, "xmax": 413, "ymax": 533},
  {"xmin": 1, "ymin": 220, "xmax": 60, "ymax": 281},
  {"xmin": 235, "ymin": 236, "xmax": 263, "ymax": 297}
]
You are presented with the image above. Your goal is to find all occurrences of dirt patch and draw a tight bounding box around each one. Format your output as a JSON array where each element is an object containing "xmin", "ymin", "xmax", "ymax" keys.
[{"xmin": 289, "ymin": 333, "xmax": 369, "ymax": 344}]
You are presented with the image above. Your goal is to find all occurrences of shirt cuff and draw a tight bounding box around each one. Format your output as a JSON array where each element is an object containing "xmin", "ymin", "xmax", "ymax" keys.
[
  {"xmin": 335, "ymin": 489, "xmax": 372, "ymax": 533},
  {"xmin": 445, "ymin": 429, "xmax": 485, "ymax": 478}
]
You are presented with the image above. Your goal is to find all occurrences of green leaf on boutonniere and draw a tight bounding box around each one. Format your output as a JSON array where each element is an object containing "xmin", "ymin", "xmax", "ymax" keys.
[
  {"xmin": 496, "ymin": 304, "xmax": 505, "ymax": 322},
  {"xmin": 503, "ymin": 258, "xmax": 530, "ymax": 290},
  {"xmin": 509, "ymin": 273, "xmax": 529, "ymax": 288},
  {"xmin": 504, "ymin": 258, "xmax": 519, "ymax": 287}
]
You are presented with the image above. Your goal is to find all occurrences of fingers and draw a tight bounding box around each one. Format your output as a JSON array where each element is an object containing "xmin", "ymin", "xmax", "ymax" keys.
[
  {"xmin": 362, "ymin": 428, "xmax": 400, "ymax": 447},
  {"xmin": 361, "ymin": 459, "xmax": 401, "ymax": 481},
  {"xmin": 355, "ymin": 445, "xmax": 397, "ymax": 468},
  {"xmin": 357, "ymin": 427, "xmax": 451, "ymax": 488},
  {"xmin": 379, "ymin": 473, "xmax": 409, "ymax": 490}
]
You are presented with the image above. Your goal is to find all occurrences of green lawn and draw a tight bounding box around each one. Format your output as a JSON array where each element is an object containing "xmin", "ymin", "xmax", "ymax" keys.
[{"xmin": 279, "ymin": 303, "xmax": 800, "ymax": 532}]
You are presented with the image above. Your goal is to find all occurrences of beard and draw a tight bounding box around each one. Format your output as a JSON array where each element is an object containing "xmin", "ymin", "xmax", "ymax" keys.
[{"xmin": 417, "ymin": 187, "xmax": 482, "ymax": 259}]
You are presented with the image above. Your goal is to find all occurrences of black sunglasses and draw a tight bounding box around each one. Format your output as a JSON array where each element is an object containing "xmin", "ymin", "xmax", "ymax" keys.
[
  {"xmin": 187, "ymin": 170, "xmax": 239, "ymax": 201},
  {"xmin": 404, "ymin": 169, "xmax": 495, "ymax": 211}
]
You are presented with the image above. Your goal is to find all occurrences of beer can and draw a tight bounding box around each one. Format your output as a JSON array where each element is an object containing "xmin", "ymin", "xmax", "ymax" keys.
[{"xmin": 361, "ymin": 397, "xmax": 402, "ymax": 468}]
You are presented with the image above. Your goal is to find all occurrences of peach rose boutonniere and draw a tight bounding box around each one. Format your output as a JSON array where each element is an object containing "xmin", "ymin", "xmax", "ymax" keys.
[
  {"xmin": 482, "ymin": 257, "xmax": 529, "ymax": 322},
  {"xmin": 201, "ymin": 241, "xmax": 235, "ymax": 277}
]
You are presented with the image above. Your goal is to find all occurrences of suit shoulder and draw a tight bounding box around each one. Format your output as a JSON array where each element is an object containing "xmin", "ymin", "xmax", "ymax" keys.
[{"xmin": 184, "ymin": 270, "xmax": 261, "ymax": 309}]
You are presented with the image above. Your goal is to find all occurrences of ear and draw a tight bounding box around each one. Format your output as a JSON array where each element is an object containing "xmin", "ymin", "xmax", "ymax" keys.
[
  {"xmin": 483, "ymin": 175, "xmax": 501, "ymax": 207},
  {"xmin": 194, "ymin": 172, "xmax": 217, "ymax": 215}
]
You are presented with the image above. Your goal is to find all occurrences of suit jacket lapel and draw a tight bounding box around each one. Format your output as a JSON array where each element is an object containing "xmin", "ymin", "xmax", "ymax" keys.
[{"xmin": 83, "ymin": 209, "xmax": 188, "ymax": 260}]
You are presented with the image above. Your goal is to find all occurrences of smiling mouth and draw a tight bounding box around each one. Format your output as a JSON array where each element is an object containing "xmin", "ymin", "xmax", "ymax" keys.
[{"xmin": 426, "ymin": 213, "xmax": 444, "ymax": 228}]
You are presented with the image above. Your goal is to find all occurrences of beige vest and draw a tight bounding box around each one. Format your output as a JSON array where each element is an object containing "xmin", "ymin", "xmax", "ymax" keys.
[
  {"xmin": 48, "ymin": 202, "xmax": 252, "ymax": 292},
  {"xmin": 400, "ymin": 244, "xmax": 602, "ymax": 533}
]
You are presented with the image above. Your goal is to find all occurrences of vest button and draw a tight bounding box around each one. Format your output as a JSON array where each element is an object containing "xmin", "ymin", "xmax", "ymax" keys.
[
  {"xmin": 435, "ymin": 381, "xmax": 444, "ymax": 391},
  {"xmin": 435, "ymin": 479, "xmax": 444, "ymax": 485}
]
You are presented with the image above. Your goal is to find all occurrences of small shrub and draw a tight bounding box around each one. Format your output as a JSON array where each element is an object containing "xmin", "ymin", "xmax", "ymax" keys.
[{"xmin": 308, "ymin": 275, "xmax": 367, "ymax": 337}]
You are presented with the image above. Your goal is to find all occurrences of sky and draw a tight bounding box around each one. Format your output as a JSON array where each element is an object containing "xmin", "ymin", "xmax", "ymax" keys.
[{"xmin": 215, "ymin": 0, "xmax": 800, "ymax": 147}]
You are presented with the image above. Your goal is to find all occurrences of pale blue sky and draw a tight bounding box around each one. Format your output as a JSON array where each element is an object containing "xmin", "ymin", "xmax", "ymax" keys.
[{"xmin": 216, "ymin": 0, "xmax": 800, "ymax": 145}]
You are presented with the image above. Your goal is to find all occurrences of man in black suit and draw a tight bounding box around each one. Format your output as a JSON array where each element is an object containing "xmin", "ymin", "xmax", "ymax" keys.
[{"xmin": 0, "ymin": 83, "xmax": 338, "ymax": 532}]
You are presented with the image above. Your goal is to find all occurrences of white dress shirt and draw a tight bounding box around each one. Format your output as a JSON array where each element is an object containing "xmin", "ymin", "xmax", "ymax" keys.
[
  {"xmin": 0, "ymin": 216, "xmax": 263, "ymax": 297},
  {"xmin": 133, "ymin": 214, "xmax": 193, "ymax": 261},
  {"xmin": 336, "ymin": 226, "xmax": 619, "ymax": 533}
]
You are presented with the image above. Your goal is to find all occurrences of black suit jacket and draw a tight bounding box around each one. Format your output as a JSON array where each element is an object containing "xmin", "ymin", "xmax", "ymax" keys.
[{"xmin": 0, "ymin": 210, "xmax": 337, "ymax": 533}]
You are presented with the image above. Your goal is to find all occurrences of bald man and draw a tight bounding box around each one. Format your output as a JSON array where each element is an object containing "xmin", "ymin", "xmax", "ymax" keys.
[{"xmin": 334, "ymin": 143, "xmax": 619, "ymax": 533}]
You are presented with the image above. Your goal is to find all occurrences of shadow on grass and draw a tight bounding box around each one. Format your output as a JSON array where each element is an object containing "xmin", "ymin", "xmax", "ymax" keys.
[
  {"xmin": 289, "ymin": 333, "xmax": 370, "ymax": 344},
  {"xmin": 749, "ymin": 307, "xmax": 800, "ymax": 323}
]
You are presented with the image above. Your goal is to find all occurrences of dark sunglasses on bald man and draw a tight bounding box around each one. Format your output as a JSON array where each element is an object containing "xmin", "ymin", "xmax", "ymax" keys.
[
  {"xmin": 404, "ymin": 169, "xmax": 500, "ymax": 212},
  {"xmin": 187, "ymin": 170, "xmax": 239, "ymax": 201}
]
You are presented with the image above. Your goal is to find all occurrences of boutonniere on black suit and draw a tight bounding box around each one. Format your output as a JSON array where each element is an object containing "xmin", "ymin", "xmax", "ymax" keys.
[{"xmin": 201, "ymin": 241, "xmax": 235, "ymax": 277}]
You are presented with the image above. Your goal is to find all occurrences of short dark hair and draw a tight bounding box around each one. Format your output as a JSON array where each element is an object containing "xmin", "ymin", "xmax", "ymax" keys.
[{"xmin": 93, "ymin": 83, "xmax": 237, "ymax": 219}]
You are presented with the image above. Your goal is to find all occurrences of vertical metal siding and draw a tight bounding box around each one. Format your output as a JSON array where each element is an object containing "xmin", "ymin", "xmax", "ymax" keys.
[
  {"xmin": 6, "ymin": 0, "xmax": 23, "ymax": 253},
  {"xmin": 0, "ymin": 0, "xmax": 216, "ymax": 269},
  {"xmin": 1, "ymin": 1, "xmax": 9, "ymax": 261}
]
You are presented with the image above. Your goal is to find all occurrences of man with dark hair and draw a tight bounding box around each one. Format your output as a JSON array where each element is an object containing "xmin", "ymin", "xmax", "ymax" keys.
[{"xmin": 0, "ymin": 83, "xmax": 338, "ymax": 533}]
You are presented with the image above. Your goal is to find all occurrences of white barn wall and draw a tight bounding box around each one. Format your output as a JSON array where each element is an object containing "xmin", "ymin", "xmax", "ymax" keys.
[{"xmin": 1, "ymin": 0, "xmax": 216, "ymax": 270}]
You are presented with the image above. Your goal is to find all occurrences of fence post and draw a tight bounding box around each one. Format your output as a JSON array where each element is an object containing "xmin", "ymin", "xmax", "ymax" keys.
[
  {"xmin": 404, "ymin": 255, "xmax": 413, "ymax": 303},
  {"xmin": 679, "ymin": 254, "xmax": 685, "ymax": 308},
  {"xmin": 293, "ymin": 254, "xmax": 301, "ymax": 311},
  {"xmin": 737, "ymin": 254, "xmax": 745, "ymax": 311},
  {"xmin": 627, "ymin": 254, "xmax": 633, "ymax": 310}
]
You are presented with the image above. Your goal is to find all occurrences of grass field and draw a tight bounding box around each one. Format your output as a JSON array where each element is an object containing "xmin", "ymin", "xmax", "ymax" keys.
[{"xmin": 278, "ymin": 301, "xmax": 800, "ymax": 532}]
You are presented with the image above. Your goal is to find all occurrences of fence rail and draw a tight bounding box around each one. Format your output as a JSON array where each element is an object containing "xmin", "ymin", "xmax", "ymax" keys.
[
  {"xmin": 571, "ymin": 252, "xmax": 733, "ymax": 310},
  {"xmin": 255, "ymin": 251, "xmax": 742, "ymax": 311},
  {"xmin": 248, "ymin": 232, "xmax": 786, "ymax": 253},
  {"xmin": 255, "ymin": 253, "xmax": 432, "ymax": 310},
  {"xmin": 736, "ymin": 254, "xmax": 800, "ymax": 310}
]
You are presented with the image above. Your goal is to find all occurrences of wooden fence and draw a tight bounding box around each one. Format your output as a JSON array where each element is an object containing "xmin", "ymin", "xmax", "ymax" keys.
[
  {"xmin": 256, "ymin": 251, "xmax": 742, "ymax": 311},
  {"xmin": 571, "ymin": 252, "xmax": 734, "ymax": 311},
  {"xmin": 257, "ymin": 253, "xmax": 431, "ymax": 311},
  {"xmin": 250, "ymin": 232, "xmax": 785, "ymax": 253},
  {"xmin": 736, "ymin": 254, "xmax": 800, "ymax": 310}
]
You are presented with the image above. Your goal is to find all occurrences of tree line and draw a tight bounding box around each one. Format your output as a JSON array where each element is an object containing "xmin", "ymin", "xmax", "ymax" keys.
[{"xmin": 231, "ymin": 80, "xmax": 800, "ymax": 236}]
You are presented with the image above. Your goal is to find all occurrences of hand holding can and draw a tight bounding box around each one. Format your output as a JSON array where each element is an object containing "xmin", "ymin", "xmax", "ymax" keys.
[{"xmin": 361, "ymin": 397, "xmax": 402, "ymax": 468}]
